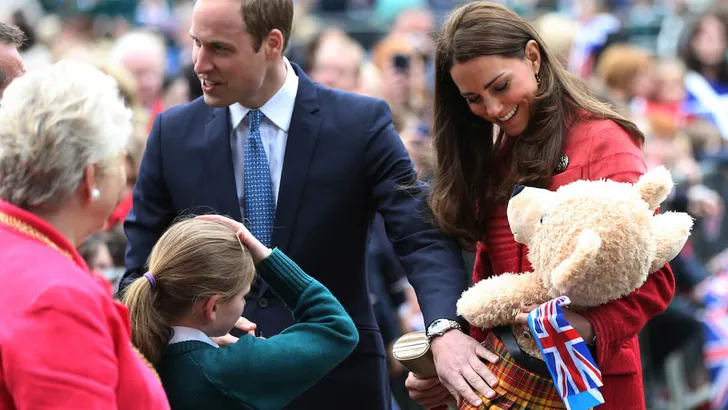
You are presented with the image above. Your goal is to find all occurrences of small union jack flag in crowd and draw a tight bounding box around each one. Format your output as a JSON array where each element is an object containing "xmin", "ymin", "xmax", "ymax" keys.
[
  {"xmin": 700, "ymin": 270, "xmax": 728, "ymax": 409},
  {"xmin": 527, "ymin": 296, "xmax": 605, "ymax": 410}
]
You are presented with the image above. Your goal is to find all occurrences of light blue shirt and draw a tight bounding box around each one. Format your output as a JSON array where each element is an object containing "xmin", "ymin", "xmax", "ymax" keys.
[{"xmin": 229, "ymin": 58, "xmax": 299, "ymax": 213}]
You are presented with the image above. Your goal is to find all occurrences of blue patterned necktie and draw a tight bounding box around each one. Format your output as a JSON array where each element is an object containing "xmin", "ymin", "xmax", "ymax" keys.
[{"xmin": 243, "ymin": 109, "xmax": 275, "ymax": 247}]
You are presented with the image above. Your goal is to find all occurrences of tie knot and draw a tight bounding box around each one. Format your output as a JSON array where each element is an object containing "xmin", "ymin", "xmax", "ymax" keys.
[{"xmin": 248, "ymin": 109, "xmax": 262, "ymax": 130}]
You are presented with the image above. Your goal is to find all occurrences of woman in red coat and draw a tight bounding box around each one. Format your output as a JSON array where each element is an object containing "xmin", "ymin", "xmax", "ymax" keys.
[
  {"xmin": 0, "ymin": 60, "xmax": 169, "ymax": 409},
  {"xmin": 406, "ymin": 2, "xmax": 674, "ymax": 409}
]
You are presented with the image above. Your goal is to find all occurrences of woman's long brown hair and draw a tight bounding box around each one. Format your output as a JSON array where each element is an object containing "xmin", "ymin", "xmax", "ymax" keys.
[{"xmin": 429, "ymin": 1, "xmax": 644, "ymax": 251}]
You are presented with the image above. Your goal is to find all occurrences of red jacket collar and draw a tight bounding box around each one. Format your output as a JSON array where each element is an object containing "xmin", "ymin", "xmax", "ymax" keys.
[{"xmin": 0, "ymin": 200, "xmax": 90, "ymax": 272}]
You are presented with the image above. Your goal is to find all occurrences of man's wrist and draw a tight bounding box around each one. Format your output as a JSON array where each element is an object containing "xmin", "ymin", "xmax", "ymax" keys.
[{"xmin": 426, "ymin": 318, "xmax": 462, "ymax": 343}]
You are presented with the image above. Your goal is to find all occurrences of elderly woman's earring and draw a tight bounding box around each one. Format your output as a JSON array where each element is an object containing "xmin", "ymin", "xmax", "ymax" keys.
[
  {"xmin": 535, "ymin": 71, "xmax": 541, "ymax": 85},
  {"xmin": 91, "ymin": 188, "xmax": 101, "ymax": 201}
]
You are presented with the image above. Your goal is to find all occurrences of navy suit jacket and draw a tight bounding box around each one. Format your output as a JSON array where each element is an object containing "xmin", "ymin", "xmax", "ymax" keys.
[{"xmin": 120, "ymin": 64, "xmax": 467, "ymax": 390}]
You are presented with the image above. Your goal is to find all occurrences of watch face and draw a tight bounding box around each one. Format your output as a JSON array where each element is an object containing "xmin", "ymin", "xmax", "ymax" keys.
[{"xmin": 429, "ymin": 319, "xmax": 447, "ymax": 334}]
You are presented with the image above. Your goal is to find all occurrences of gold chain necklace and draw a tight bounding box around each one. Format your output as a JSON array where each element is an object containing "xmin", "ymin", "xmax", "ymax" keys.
[
  {"xmin": 0, "ymin": 211, "xmax": 162, "ymax": 383},
  {"xmin": 0, "ymin": 212, "xmax": 73, "ymax": 260}
]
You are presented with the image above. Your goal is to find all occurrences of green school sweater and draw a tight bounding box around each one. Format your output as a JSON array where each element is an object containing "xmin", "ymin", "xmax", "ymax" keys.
[{"xmin": 156, "ymin": 249, "xmax": 359, "ymax": 410}]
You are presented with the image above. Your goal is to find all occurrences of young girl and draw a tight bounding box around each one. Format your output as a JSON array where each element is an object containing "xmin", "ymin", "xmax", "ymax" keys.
[{"xmin": 122, "ymin": 215, "xmax": 359, "ymax": 409}]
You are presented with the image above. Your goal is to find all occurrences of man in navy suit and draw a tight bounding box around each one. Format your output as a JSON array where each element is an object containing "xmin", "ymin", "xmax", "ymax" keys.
[{"xmin": 119, "ymin": 0, "xmax": 501, "ymax": 408}]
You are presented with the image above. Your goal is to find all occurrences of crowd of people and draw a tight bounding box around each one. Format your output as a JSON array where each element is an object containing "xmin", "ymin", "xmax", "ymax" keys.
[{"xmin": 1, "ymin": 0, "xmax": 728, "ymax": 409}]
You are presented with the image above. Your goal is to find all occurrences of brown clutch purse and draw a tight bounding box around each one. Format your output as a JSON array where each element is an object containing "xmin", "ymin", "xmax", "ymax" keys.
[{"xmin": 392, "ymin": 331, "xmax": 437, "ymax": 378}]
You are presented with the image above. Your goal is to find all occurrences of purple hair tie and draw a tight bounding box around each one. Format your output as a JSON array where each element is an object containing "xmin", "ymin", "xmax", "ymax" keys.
[{"xmin": 143, "ymin": 272, "xmax": 157, "ymax": 288}]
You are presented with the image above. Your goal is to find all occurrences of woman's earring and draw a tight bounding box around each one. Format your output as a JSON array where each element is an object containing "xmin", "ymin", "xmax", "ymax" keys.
[
  {"xmin": 91, "ymin": 188, "xmax": 101, "ymax": 201},
  {"xmin": 535, "ymin": 71, "xmax": 541, "ymax": 85}
]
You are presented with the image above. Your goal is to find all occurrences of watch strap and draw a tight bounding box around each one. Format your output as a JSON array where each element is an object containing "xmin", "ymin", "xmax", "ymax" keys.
[{"xmin": 426, "ymin": 319, "xmax": 461, "ymax": 342}]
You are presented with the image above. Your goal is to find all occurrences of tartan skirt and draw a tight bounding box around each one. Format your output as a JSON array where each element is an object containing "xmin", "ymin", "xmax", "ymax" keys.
[{"xmin": 459, "ymin": 331, "xmax": 567, "ymax": 410}]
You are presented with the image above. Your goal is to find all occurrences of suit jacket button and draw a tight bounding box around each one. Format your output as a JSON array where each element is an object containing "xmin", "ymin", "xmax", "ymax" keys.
[{"xmin": 258, "ymin": 297, "xmax": 269, "ymax": 308}]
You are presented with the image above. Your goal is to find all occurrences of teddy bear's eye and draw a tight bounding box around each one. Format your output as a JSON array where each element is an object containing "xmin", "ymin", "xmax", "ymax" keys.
[{"xmin": 539, "ymin": 213, "xmax": 548, "ymax": 224}]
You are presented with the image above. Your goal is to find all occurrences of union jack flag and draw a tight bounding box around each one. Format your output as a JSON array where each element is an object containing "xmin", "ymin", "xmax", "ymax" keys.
[
  {"xmin": 700, "ymin": 271, "xmax": 728, "ymax": 409},
  {"xmin": 527, "ymin": 296, "xmax": 605, "ymax": 410}
]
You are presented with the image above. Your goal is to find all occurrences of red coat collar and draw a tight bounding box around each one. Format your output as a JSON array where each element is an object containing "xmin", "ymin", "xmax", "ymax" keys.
[{"xmin": 0, "ymin": 200, "xmax": 90, "ymax": 272}]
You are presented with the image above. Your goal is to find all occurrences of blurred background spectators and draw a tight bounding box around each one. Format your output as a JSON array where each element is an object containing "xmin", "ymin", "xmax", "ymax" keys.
[{"xmin": 7, "ymin": 0, "xmax": 728, "ymax": 408}]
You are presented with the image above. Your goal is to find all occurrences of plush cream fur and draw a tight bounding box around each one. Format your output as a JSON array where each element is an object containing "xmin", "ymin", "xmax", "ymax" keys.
[{"xmin": 457, "ymin": 166, "xmax": 693, "ymax": 358}]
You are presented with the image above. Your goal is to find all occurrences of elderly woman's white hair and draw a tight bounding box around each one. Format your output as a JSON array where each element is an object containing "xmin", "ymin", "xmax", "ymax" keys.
[{"xmin": 0, "ymin": 59, "xmax": 132, "ymax": 210}]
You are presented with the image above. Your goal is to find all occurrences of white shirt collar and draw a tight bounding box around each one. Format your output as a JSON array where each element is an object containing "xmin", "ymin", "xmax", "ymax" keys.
[
  {"xmin": 229, "ymin": 58, "xmax": 299, "ymax": 132},
  {"xmin": 169, "ymin": 326, "xmax": 219, "ymax": 348}
]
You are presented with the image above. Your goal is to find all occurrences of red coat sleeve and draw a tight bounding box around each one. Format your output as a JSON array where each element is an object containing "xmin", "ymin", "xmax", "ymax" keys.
[
  {"xmin": 5, "ymin": 283, "xmax": 119, "ymax": 408},
  {"xmin": 579, "ymin": 123, "xmax": 676, "ymax": 367}
]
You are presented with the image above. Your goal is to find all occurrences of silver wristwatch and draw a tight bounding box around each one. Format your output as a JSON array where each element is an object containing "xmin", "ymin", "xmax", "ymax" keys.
[{"xmin": 426, "ymin": 319, "xmax": 462, "ymax": 342}]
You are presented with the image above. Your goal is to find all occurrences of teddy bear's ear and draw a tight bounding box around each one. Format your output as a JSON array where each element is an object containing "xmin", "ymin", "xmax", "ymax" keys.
[
  {"xmin": 649, "ymin": 212, "xmax": 694, "ymax": 272},
  {"xmin": 635, "ymin": 166, "xmax": 674, "ymax": 211}
]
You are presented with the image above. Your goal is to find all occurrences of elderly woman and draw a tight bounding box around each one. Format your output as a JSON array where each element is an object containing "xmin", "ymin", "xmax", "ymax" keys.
[{"xmin": 0, "ymin": 60, "xmax": 169, "ymax": 408}]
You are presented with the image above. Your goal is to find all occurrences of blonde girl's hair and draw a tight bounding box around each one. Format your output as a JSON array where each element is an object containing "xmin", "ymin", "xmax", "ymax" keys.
[{"xmin": 122, "ymin": 217, "xmax": 256, "ymax": 364}]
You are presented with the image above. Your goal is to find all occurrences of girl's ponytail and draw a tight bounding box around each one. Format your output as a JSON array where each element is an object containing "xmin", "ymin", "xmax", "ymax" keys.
[{"xmin": 122, "ymin": 274, "xmax": 171, "ymax": 365}]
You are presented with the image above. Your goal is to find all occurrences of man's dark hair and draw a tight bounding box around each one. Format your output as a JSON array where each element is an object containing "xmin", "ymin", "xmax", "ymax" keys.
[
  {"xmin": 240, "ymin": 0, "xmax": 293, "ymax": 53},
  {"xmin": 0, "ymin": 22, "xmax": 25, "ymax": 92},
  {"xmin": 0, "ymin": 22, "xmax": 26, "ymax": 47}
]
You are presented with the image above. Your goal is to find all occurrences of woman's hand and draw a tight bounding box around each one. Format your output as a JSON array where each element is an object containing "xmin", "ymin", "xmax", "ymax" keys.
[
  {"xmin": 515, "ymin": 304, "xmax": 595, "ymax": 343},
  {"xmin": 195, "ymin": 215, "xmax": 272, "ymax": 264}
]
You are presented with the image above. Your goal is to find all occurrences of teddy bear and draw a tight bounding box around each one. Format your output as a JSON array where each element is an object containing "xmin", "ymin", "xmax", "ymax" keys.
[{"xmin": 456, "ymin": 166, "xmax": 693, "ymax": 358}]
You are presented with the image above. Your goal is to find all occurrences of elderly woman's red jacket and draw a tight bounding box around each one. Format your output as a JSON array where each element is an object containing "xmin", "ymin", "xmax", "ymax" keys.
[
  {"xmin": 0, "ymin": 200, "xmax": 170, "ymax": 409},
  {"xmin": 467, "ymin": 117, "xmax": 675, "ymax": 410}
]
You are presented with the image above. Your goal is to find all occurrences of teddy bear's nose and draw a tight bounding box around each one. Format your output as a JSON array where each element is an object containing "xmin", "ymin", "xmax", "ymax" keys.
[{"xmin": 511, "ymin": 185, "xmax": 525, "ymax": 198}]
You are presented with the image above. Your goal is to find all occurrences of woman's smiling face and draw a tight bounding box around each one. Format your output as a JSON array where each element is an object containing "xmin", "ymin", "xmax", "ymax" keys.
[{"xmin": 449, "ymin": 40, "xmax": 541, "ymax": 137}]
